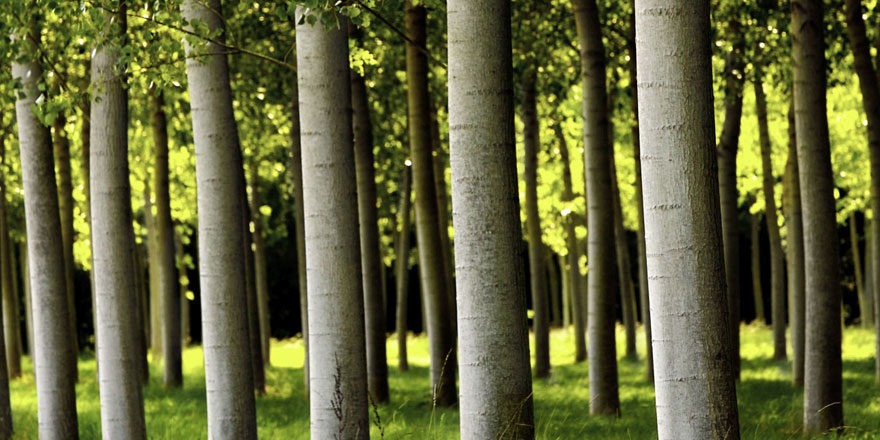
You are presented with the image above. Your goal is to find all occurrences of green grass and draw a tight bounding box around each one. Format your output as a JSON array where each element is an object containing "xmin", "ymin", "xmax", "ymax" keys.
[{"xmin": 8, "ymin": 325, "xmax": 880, "ymax": 438}]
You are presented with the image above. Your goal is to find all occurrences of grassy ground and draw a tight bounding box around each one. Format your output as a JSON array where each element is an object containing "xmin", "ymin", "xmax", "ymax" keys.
[{"xmin": 7, "ymin": 325, "xmax": 880, "ymax": 439}]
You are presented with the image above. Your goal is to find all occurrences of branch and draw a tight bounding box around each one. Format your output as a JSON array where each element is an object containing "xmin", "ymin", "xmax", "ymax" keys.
[{"xmin": 353, "ymin": 0, "xmax": 447, "ymax": 69}]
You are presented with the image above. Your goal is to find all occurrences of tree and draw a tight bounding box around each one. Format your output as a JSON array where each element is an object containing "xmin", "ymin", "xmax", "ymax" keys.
[
  {"xmin": 405, "ymin": 0, "xmax": 457, "ymax": 407},
  {"xmin": 12, "ymin": 21, "xmax": 79, "ymax": 438},
  {"xmin": 448, "ymin": 0, "xmax": 535, "ymax": 437},
  {"xmin": 749, "ymin": 212, "xmax": 766, "ymax": 324},
  {"xmin": 181, "ymin": 0, "xmax": 257, "ymax": 436},
  {"xmin": 792, "ymin": 0, "xmax": 844, "ymax": 433},
  {"xmin": 394, "ymin": 164, "xmax": 412, "ymax": 372},
  {"xmin": 52, "ymin": 111, "xmax": 79, "ymax": 374},
  {"xmin": 150, "ymin": 89, "xmax": 183, "ymax": 387},
  {"xmin": 843, "ymin": 0, "xmax": 880, "ymax": 373},
  {"xmin": 248, "ymin": 162, "xmax": 271, "ymax": 366},
  {"xmin": 90, "ymin": 4, "xmax": 148, "ymax": 436},
  {"xmin": 0, "ymin": 138, "xmax": 21, "ymax": 380},
  {"xmin": 571, "ymin": 0, "xmax": 620, "ymax": 416},
  {"xmin": 754, "ymin": 73, "xmax": 786, "ymax": 360},
  {"xmin": 716, "ymin": 19, "xmax": 746, "ymax": 378},
  {"xmin": 783, "ymin": 105, "xmax": 806, "ymax": 387},
  {"xmin": 635, "ymin": 0, "xmax": 740, "ymax": 437},
  {"xmin": 522, "ymin": 69, "xmax": 551, "ymax": 379},
  {"xmin": 295, "ymin": 7, "xmax": 369, "ymax": 437},
  {"xmin": 351, "ymin": 68, "xmax": 390, "ymax": 403},
  {"xmin": 626, "ymin": 7, "xmax": 653, "ymax": 381}
]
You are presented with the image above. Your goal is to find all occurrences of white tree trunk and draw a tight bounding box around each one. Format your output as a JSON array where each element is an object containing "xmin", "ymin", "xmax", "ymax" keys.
[
  {"xmin": 296, "ymin": 8, "xmax": 369, "ymax": 439},
  {"xmin": 181, "ymin": 0, "xmax": 257, "ymax": 437},
  {"xmin": 448, "ymin": 0, "xmax": 535, "ymax": 437},
  {"xmin": 13, "ymin": 38, "xmax": 79, "ymax": 439},
  {"xmin": 90, "ymin": 19, "xmax": 148, "ymax": 437},
  {"xmin": 635, "ymin": 1, "xmax": 741, "ymax": 438}
]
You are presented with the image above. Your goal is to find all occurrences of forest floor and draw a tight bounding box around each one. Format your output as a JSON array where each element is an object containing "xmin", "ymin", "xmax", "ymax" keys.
[{"xmin": 7, "ymin": 325, "xmax": 880, "ymax": 439}]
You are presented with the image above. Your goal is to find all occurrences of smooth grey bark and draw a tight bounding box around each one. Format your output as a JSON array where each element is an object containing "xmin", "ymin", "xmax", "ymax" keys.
[
  {"xmin": 792, "ymin": 0, "xmax": 844, "ymax": 432},
  {"xmin": 554, "ymin": 125, "xmax": 587, "ymax": 361},
  {"xmin": 182, "ymin": 0, "xmax": 257, "ymax": 436},
  {"xmin": 351, "ymin": 69, "xmax": 390, "ymax": 403},
  {"xmin": 844, "ymin": 0, "xmax": 880, "ymax": 338},
  {"xmin": 609, "ymin": 96, "xmax": 638, "ymax": 362},
  {"xmin": 286, "ymin": 65, "xmax": 309, "ymax": 396},
  {"xmin": 13, "ymin": 34, "xmax": 79, "ymax": 439},
  {"xmin": 522, "ymin": 70, "xmax": 551, "ymax": 379},
  {"xmin": 626, "ymin": 8, "xmax": 653, "ymax": 382},
  {"xmin": 90, "ymin": 16, "xmax": 148, "ymax": 436},
  {"xmin": 572, "ymin": 0, "xmax": 620, "ymax": 415},
  {"xmin": 429, "ymin": 103, "xmax": 457, "ymax": 339},
  {"xmin": 296, "ymin": 8, "xmax": 369, "ymax": 438},
  {"xmin": 635, "ymin": 1, "xmax": 741, "ymax": 437},
  {"xmin": 755, "ymin": 75, "xmax": 786, "ymax": 358},
  {"xmin": 395, "ymin": 165, "xmax": 412, "ymax": 372},
  {"xmin": 783, "ymin": 106, "xmax": 805, "ymax": 387},
  {"xmin": 716, "ymin": 22, "xmax": 746, "ymax": 379},
  {"xmin": 248, "ymin": 162, "xmax": 271, "ymax": 367},
  {"xmin": 52, "ymin": 112, "xmax": 79, "ymax": 372},
  {"xmin": 0, "ymin": 141, "xmax": 21, "ymax": 380},
  {"xmin": 144, "ymin": 186, "xmax": 161, "ymax": 357},
  {"xmin": 448, "ymin": 0, "xmax": 535, "ymax": 437},
  {"xmin": 150, "ymin": 89, "xmax": 182, "ymax": 388},
  {"xmin": 405, "ymin": 1, "xmax": 457, "ymax": 406}
]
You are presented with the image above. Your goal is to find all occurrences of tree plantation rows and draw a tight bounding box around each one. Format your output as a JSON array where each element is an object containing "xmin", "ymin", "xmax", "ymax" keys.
[{"xmin": 0, "ymin": 0, "xmax": 878, "ymax": 439}]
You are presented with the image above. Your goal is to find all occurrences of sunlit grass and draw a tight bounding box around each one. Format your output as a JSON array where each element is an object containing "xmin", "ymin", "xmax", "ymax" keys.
[{"xmin": 7, "ymin": 324, "xmax": 880, "ymax": 438}]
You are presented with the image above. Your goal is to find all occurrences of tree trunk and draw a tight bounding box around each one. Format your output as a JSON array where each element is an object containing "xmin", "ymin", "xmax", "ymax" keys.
[
  {"xmin": 783, "ymin": 105, "xmax": 805, "ymax": 387},
  {"xmin": 716, "ymin": 21, "xmax": 746, "ymax": 379},
  {"xmin": 522, "ymin": 70, "xmax": 551, "ymax": 379},
  {"xmin": 755, "ymin": 75, "xmax": 787, "ymax": 358},
  {"xmin": 609, "ymin": 100, "xmax": 638, "ymax": 362},
  {"xmin": 750, "ymin": 213, "xmax": 765, "ymax": 323},
  {"xmin": 90, "ymin": 13, "xmax": 149, "ymax": 434},
  {"xmin": 13, "ymin": 30, "xmax": 79, "ymax": 438},
  {"xmin": 296, "ymin": 8, "xmax": 369, "ymax": 438},
  {"xmin": 844, "ymin": 0, "xmax": 880, "ymax": 344},
  {"xmin": 430, "ymin": 104, "xmax": 457, "ymax": 339},
  {"xmin": 405, "ymin": 1, "xmax": 457, "ymax": 407},
  {"xmin": 559, "ymin": 253, "xmax": 571, "ymax": 330},
  {"xmin": 52, "ymin": 112, "xmax": 79, "ymax": 374},
  {"xmin": 792, "ymin": 0, "xmax": 844, "ymax": 433},
  {"xmin": 241, "ymin": 185, "xmax": 266, "ymax": 395},
  {"xmin": 248, "ymin": 163, "xmax": 271, "ymax": 367},
  {"xmin": 635, "ymin": 1, "xmax": 741, "ymax": 437},
  {"xmin": 851, "ymin": 215, "xmax": 868, "ymax": 326},
  {"xmin": 0, "ymin": 235, "xmax": 9, "ymax": 438},
  {"xmin": 571, "ymin": 0, "xmax": 620, "ymax": 415},
  {"xmin": 866, "ymin": 220, "xmax": 875, "ymax": 328},
  {"xmin": 547, "ymin": 248, "xmax": 562, "ymax": 327},
  {"xmin": 395, "ymin": 165, "xmax": 412, "ymax": 372},
  {"xmin": 286, "ymin": 60, "xmax": 309, "ymax": 396},
  {"xmin": 626, "ymin": 7, "xmax": 653, "ymax": 382},
  {"xmin": 554, "ymin": 125, "xmax": 587, "ymax": 361},
  {"xmin": 80, "ymin": 95, "xmax": 98, "ymax": 361},
  {"xmin": 182, "ymin": 0, "xmax": 258, "ymax": 436},
  {"xmin": 448, "ymin": 0, "xmax": 535, "ymax": 437},
  {"xmin": 130, "ymin": 230, "xmax": 149, "ymax": 385},
  {"xmin": 351, "ymin": 69, "xmax": 390, "ymax": 403},
  {"xmin": 0, "ymin": 140, "xmax": 21, "ymax": 380},
  {"xmin": 150, "ymin": 89, "xmax": 183, "ymax": 388}
]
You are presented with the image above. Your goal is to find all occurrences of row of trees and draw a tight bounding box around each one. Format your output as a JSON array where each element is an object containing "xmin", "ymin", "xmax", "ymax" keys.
[{"xmin": 0, "ymin": 0, "xmax": 876, "ymax": 438}]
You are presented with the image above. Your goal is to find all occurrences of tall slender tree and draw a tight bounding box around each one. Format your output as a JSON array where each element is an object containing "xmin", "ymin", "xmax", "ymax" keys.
[
  {"xmin": 755, "ymin": 74, "xmax": 786, "ymax": 359},
  {"xmin": 405, "ymin": 0, "xmax": 457, "ymax": 406},
  {"xmin": 571, "ymin": 0, "xmax": 620, "ymax": 415},
  {"xmin": 52, "ymin": 112, "xmax": 79, "ymax": 373},
  {"xmin": 635, "ymin": 0, "xmax": 741, "ymax": 437},
  {"xmin": 248, "ymin": 162, "xmax": 271, "ymax": 366},
  {"xmin": 395, "ymin": 164, "xmax": 412, "ymax": 372},
  {"xmin": 448, "ymin": 0, "xmax": 535, "ymax": 437},
  {"xmin": 12, "ymin": 20, "xmax": 79, "ymax": 438},
  {"xmin": 351, "ymin": 68, "xmax": 390, "ymax": 403},
  {"xmin": 90, "ymin": 4, "xmax": 148, "ymax": 436},
  {"xmin": 0, "ymin": 138, "xmax": 21, "ymax": 380},
  {"xmin": 522, "ymin": 69, "xmax": 551, "ymax": 378},
  {"xmin": 792, "ymin": 0, "xmax": 844, "ymax": 433},
  {"xmin": 783, "ymin": 105, "xmax": 806, "ymax": 387},
  {"xmin": 716, "ymin": 20, "xmax": 746, "ymax": 378},
  {"xmin": 150, "ymin": 89, "xmax": 183, "ymax": 387},
  {"xmin": 296, "ymin": 7, "xmax": 369, "ymax": 438},
  {"xmin": 181, "ymin": 0, "xmax": 257, "ymax": 436}
]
